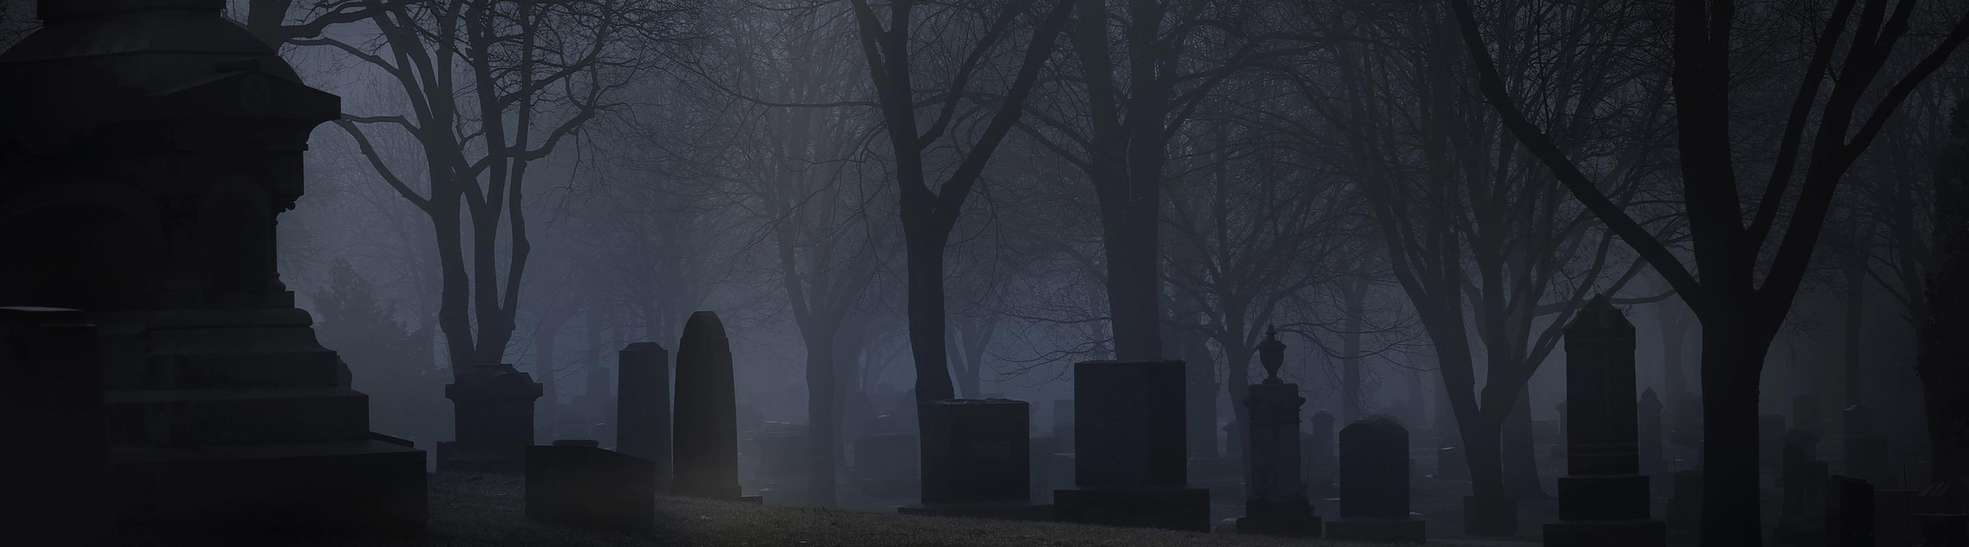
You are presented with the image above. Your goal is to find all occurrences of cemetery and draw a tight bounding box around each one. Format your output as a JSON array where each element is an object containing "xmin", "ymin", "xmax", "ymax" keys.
[{"xmin": 2, "ymin": 0, "xmax": 1968, "ymax": 546}]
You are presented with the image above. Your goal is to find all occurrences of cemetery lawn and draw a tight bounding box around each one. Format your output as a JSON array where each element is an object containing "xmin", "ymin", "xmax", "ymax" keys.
[{"xmin": 290, "ymin": 472, "xmax": 1528, "ymax": 547}]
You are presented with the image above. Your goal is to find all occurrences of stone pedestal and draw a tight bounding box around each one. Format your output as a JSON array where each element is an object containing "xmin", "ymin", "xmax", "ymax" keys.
[
  {"xmin": 1054, "ymin": 360, "xmax": 1209, "ymax": 532},
  {"xmin": 2, "ymin": 308, "xmax": 106, "ymax": 544},
  {"xmin": 1327, "ymin": 417, "xmax": 1426, "ymax": 543},
  {"xmin": 1236, "ymin": 381, "xmax": 1319, "ymax": 537},
  {"xmin": 673, "ymin": 311, "xmax": 739, "ymax": 500},
  {"xmin": 1544, "ymin": 298, "xmax": 1663, "ymax": 547},
  {"xmin": 0, "ymin": 3, "xmax": 426, "ymax": 537},
  {"xmin": 1876, "ymin": 489, "xmax": 1923, "ymax": 547},
  {"xmin": 616, "ymin": 342, "xmax": 670, "ymax": 491},
  {"xmin": 1826, "ymin": 475, "xmax": 1873, "ymax": 547},
  {"xmin": 442, "ymin": 364, "xmax": 544, "ymax": 473},
  {"xmin": 525, "ymin": 440, "xmax": 656, "ymax": 531}
]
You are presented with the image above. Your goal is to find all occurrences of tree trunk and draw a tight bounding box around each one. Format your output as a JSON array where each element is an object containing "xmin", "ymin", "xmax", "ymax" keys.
[
  {"xmin": 1341, "ymin": 279, "xmax": 1367, "ymax": 423},
  {"xmin": 1462, "ymin": 410, "xmax": 1507, "ymax": 501},
  {"xmin": 1098, "ymin": 186, "xmax": 1164, "ymax": 361},
  {"xmin": 904, "ymin": 225, "xmax": 956, "ymax": 404},
  {"xmin": 805, "ymin": 333, "xmax": 839, "ymax": 506},
  {"xmin": 1502, "ymin": 390, "xmax": 1544, "ymax": 498},
  {"xmin": 1698, "ymin": 316, "xmax": 1767, "ymax": 547}
]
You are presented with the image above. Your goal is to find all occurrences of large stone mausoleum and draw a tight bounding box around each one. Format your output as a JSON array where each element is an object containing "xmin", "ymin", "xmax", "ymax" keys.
[{"xmin": 0, "ymin": 0, "xmax": 427, "ymax": 537}]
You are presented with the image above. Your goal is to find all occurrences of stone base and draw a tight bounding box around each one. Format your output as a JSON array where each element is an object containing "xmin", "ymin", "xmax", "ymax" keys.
[
  {"xmin": 110, "ymin": 439, "xmax": 427, "ymax": 539},
  {"xmin": 1558, "ymin": 474, "xmax": 1651, "ymax": 521},
  {"xmin": 1053, "ymin": 487, "xmax": 1210, "ymax": 532},
  {"xmin": 1235, "ymin": 513, "xmax": 1321, "ymax": 537},
  {"xmin": 1543, "ymin": 519, "xmax": 1666, "ymax": 547},
  {"xmin": 1463, "ymin": 495, "xmax": 1518, "ymax": 536},
  {"xmin": 1917, "ymin": 513, "xmax": 1967, "ymax": 547},
  {"xmin": 898, "ymin": 502, "xmax": 1054, "ymax": 521},
  {"xmin": 1324, "ymin": 518, "xmax": 1426, "ymax": 543}
]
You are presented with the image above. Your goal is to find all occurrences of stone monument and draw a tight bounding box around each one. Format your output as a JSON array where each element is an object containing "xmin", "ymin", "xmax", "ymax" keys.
[
  {"xmin": 0, "ymin": 1, "xmax": 426, "ymax": 536},
  {"xmin": 1054, "ymin": 360, "xmax": 1210, "ymax": 532},
  {"xmin": 1544, "ymin": 297, "xmax": 1664, "ymax": 547},
  {"xmin": 525, "ymin": 439, "xmax": 657, "ymax": 531},
  {"xmin": 617, "ymin": 342, "xmax": 671, "ymax": 490},
  {"xmin": 1235, "ymin": 327, "xmax": 1321, "ymax": 536},
  {"xmin": 900, "ymin": 399, "xmax": 1045, "ymax": 520},
  {"xmin": 441, "ymin": 363, "xmax": 543, "ymax": 472},
  {"xmin": 673, "ymin": 311, "xmax": 740, "ymax": 499},
  {"xmin": 1325, "ymin": 416, "xmax": 1426, "ymax": 542},
  {"xmin": 2, "ymin": 308, "xmax": 106, "ymax": 544}
]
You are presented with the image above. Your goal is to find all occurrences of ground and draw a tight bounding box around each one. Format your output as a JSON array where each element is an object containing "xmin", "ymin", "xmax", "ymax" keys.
[{"xmin": 231, "ymin": 472, "xmax": 1531, "ymax": 546}]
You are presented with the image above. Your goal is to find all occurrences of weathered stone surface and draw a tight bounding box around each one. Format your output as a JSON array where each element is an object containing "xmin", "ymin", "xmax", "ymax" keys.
[
  {"xmin": 525, "ymin": 443, "xmax": 656, "ymax": 531},
  {"xmin": 920, "ymin": 399, "xmax": 1029, "ymax": 504},
  {"xmin": 616, "ymin": 342, "xmax": 670, "ymax": 490},
  {"xmin": 673, "ymin": 311, "xmax": 739, "ymax": 499}
]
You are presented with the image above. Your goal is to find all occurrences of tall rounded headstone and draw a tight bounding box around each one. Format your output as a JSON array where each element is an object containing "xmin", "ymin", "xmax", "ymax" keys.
[{"xmin": 672, "ymin": 311, "xmax": 738, "ymax": 499}]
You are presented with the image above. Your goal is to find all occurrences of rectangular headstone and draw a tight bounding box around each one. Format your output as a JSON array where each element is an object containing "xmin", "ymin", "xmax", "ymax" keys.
[
  {"xmin": 920, "ymin": 399, "xmax": 1029, "ymax": 504},
  {"xmin": 1074, "ymin": 361, "xmax": 1186, "ymax": 488},
  {"xmin": 525, "ymin": 442, "xmax": 656, "ymax": 531},
  {"xmin": 616, "ymin": 342, "xmax": 670, "ymax": 490}
]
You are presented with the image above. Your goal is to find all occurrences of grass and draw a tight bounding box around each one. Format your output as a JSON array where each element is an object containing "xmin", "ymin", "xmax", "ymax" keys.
[{"xmin": 272, "ymin": 472, "xmax": 1533, "ymax": 546}]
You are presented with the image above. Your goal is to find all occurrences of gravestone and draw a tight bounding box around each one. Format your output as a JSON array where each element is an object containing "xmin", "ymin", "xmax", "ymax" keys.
[
  {"xmin": 1825, "ymin": 475, "xmax": 1873, "ymax": 547},
  {"xmin": 1235, "ymin": 328, "xmax": 1320, "ymax": 536},
  {"xmin": 0, "ymin": 2, "xmax": 426, "ymax": 536},
  {"xmin": 1325, "ymin": 417, "xmax": 1426, "ymax": 542},
  {"xmin": 1639, "ymin": 389, "xmax": 1664, "ymax": 487},
  {"xmin": 901, "ymin": 399, "xmax": 1045, "ymax": 520},
  {"xmin": 1544, "ymin": 297, "xmax": 1664, "ymax": 547},
  {"xmin": 525, "ymin": 440, "xmax": 656, "ymax": 531},
  {"xmin": 1666, "ymin": 470, "xmax": 1702, "ymax": 545},
  {"xmin": 1309, "ymin": 410, "xmax": 1338, "ymax": 496},
  {"xmin": 617, "ymin": 342, "xmax": 671, "ymax": 490},
  {"xmin": 1773, "ymin": 430, "xmax": 1830, "ymax": 546},
  {"xmin": 673, "ymin": 311, "xmax": 740, "ymax": 499},
  {"xmin": 442, "ymin": 363, "xmax": 544, "ymax": 473},
  {"xmin": 1054, "ymin": 360, "xmax": 1210, "ymax": 532},
  {"xmin": 1, "ymin": 308, "xmax": 105, "ymax": 544}
]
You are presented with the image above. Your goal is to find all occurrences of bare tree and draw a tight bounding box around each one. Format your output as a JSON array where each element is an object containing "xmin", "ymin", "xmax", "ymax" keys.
[
  {"xmin": 303, "ymin": 0, "xmax": 676, "ymax": 376},
  {"xmin": 848, "ymin": 0, "xmax": 1075, "ymax": 404},
  {"xmin": 1448, "ymin": 0, "xmax": 1969, "ymax": 543}
]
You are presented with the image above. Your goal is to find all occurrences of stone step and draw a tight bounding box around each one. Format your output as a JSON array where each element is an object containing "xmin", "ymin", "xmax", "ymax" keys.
[
  {"xmin": 138, "ymin": 350, "xmax": 345, "ymax": 389},
  {"xmin": 106, "ymin": 387, "xmax": 369, "ymax": 446},
  {"xmin": 110, "ymin": 439, "xmax": 426, "ymax": 538}
]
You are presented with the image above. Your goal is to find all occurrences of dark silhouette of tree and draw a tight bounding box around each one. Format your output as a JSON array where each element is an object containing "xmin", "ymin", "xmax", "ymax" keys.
[
  {"xmin": 1920, "ymin": 92, "xmax": 1969, "ymax": 508},
  {"xmin": 1449, "ymin": 0, "xmax": 1969, "ymax": 543},
  {"xmin": 847, "ymin": 0, "xmax": 1075, "ymax": 404},
  {"xmin": 302, "ymin": 0, "xmax": 680, "ymax": 377}
]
